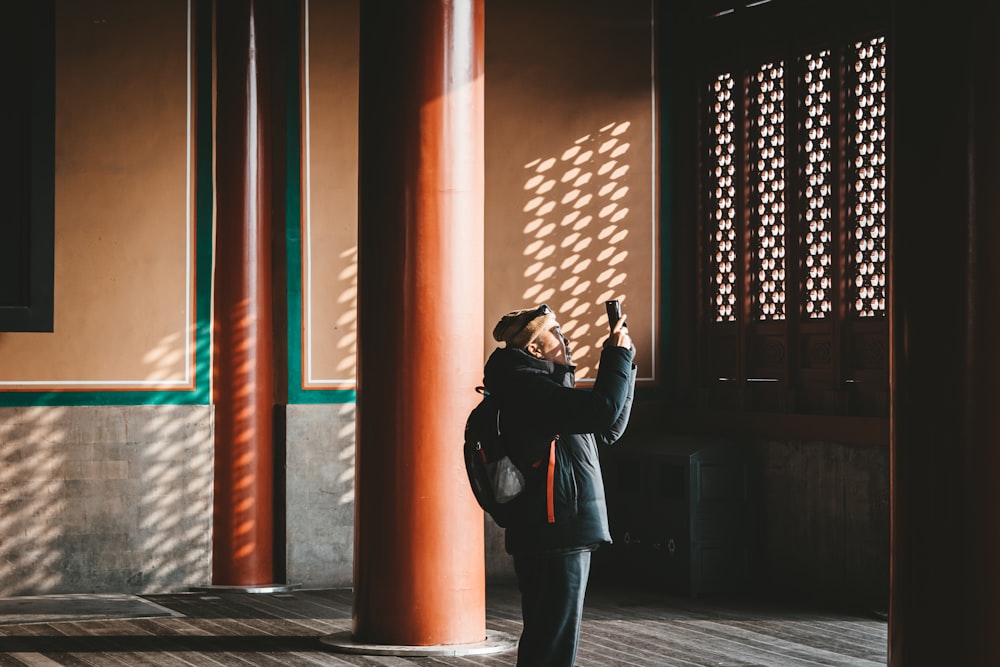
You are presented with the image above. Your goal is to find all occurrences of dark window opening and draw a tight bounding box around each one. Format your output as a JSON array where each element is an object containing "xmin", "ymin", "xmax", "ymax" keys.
[{"xmin": 0, "ymin": 1, "xmax": 55, "ymax": 332}]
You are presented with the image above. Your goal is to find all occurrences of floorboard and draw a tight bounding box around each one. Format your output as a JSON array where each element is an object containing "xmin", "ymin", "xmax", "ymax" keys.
[{"xmin": 0, "ymin": 584, "xmax": 887, "ymax": 666}]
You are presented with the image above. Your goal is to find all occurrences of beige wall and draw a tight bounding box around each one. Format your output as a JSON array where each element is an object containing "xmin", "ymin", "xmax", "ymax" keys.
[
  {"xmin": 300, "ymin": 0, "xmax": 660, "ymax": 388},
  {"xmin": 0, "ymin": 0, "xmax": 194, "ymax": 390},
  {"xmin": 485, "ymin": 0, "xmax": 657, "ymax": 383},
  {"xmin": 0, "ymin": 1, "xmax": 657, "ymax": 391},
  {"xmin": 300, "ymin": 0, "xmax": 360, "ymax": 390}
]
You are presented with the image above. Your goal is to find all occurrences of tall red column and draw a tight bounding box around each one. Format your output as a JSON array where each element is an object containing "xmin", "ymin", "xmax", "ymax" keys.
[
  {"xmin": 890, "ymin": 2, "xmax": 1000, "ymax": 664},
  {"xmin": 352, "ymin": 0, "xmax": 486, "ymax": 646},
  {"xmin": 212, "ymin": 0, "xmax": 276, "ymax": 587}
]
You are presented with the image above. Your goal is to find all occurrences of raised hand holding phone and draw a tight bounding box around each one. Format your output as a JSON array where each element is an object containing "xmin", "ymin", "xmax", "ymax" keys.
[
  {"xmin": 605, "ymin": 300, "xmax": 622, "ymax": 331},
  {"xmin": 604, "ymin": 299, "xmax": 633, "ymax": 352}
]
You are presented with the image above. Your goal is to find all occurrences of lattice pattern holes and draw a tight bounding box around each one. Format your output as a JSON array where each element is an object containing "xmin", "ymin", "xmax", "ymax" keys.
[
  {"xmin": 849, "ymin": 37, "xmax": 888, "ymax": 318},
  {"xmin": 708, "ymin": 73, "xmax": 738, "ymax": 322},
  {"xmin": 802, "ymin": 51, "xmax": 833, "ymax": 319},
  {"xmin": 750, "ymin": 63, "xmax": 786, "ymax": 320}
]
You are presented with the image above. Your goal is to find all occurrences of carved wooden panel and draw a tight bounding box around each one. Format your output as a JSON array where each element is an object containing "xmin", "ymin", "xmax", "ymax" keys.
[{"xmin": 697, "ymin": 14, "xmax": 888, "ymax": 419}]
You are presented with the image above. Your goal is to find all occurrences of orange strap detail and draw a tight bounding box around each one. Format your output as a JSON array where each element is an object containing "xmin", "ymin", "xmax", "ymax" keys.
[{"xmin": 546, "ymin": 437, "xmax": 557, "ymax": 524}]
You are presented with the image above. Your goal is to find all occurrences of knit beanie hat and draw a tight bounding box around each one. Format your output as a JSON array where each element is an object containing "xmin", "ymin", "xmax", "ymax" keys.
[{"xmin": 492, "ymin": 305, "xmax": 555, "ymax": 349}]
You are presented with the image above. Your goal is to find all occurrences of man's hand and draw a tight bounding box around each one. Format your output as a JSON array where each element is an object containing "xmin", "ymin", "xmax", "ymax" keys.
[{"xmin": 604, "ymin": 314, "xmax": 634, "ymax": 353}]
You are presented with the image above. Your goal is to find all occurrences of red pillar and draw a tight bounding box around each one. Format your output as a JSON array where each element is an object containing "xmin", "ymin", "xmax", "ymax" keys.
[
  {"xmin": 212, "ymin": 0, "xmax": 276, "ymax": 587},
  {"xmin": 352, "ymin": 0, "xmax": 486, "ymax": 646},
  {"xmin": 890, "ymin": 2, "xmax": 1000, "ymax": 664}
]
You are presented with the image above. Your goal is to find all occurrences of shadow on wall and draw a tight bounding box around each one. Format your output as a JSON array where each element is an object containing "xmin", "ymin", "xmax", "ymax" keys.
[
  {"xmin": 135, "ymin": 406, "xmax": 213, "ymax": 592},
  {"xmin": 0, "ymin": 407, "xmax": 68, "ymax": 593},
  {"xmin": 517, "ymin": 120, "xmax": 632, "ymax": 378},
  {"xmin": 302, "ymin": 240, "xmax": 358, "ymax": 388},
  {"xmin": 333, "ymin": 245, "xmax": 358, "ymax": 381},
  {"xmin": 0, "ymin": 405, "xmax": 213, "ymax": 596},
  {"xmin": 333, "ymin": 403, "xmax": 356, "ymax": 507},
  {"xmin": 284, "ymin": 402, "xmax": 357, "ymax": 588}
]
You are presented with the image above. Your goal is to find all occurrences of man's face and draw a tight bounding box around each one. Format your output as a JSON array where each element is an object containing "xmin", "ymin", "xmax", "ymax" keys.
[{"xmin": 530, "ymin": 321, "xmax": 572, "ymax": 366}]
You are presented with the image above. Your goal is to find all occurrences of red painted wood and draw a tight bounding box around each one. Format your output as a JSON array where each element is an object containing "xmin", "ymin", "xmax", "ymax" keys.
[
  {"xmin": 353, "ymin": 0, "xmax": 486, "ymax": 646},
  {"xmin": 890, "ymin": 4, "xmax": 1000, "ymax": 664},
  {"xmin": 212, "ymin": 0, "xmax": 276, "ymax": 587}
]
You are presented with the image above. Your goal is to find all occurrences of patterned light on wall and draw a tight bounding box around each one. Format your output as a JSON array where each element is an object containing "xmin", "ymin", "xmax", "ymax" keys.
[
  {"xmin": 802, "ymin": 50, "xmax": 833, "ymax": 319},
  {"xmin": 849, "ymin": 37, "xmax": 888, "ymax": 318},
  {"xmin": 749, "ymin": 62, "xmax": 786, "ymax": 321},
  {"xmin": 518, "ymin": 120, "xmax": 635, "ymax": 377},
  {"xmin": 707, "ymin": 73, "xmax": 737, "ymax": 322}
]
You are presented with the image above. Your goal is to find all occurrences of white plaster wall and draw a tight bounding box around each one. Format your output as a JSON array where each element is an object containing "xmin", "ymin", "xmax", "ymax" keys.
[{"xmin": 0, "ymin": 405, "xmax": 213, "ymax": 596}]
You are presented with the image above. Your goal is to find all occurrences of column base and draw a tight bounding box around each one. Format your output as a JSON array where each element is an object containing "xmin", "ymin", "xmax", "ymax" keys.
[
  {"xmin": 319, "ymin": 629, "xmax": 517, "ymax": 657},
  {"xmin": 189, "ymin": 583, "xmax": 301, "ymax": 594}
]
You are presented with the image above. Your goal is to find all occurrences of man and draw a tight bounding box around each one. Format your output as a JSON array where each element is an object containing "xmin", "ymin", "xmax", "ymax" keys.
[{"xmin": 484, "ymin": 303, "xmax": 636, "ymax": 666}]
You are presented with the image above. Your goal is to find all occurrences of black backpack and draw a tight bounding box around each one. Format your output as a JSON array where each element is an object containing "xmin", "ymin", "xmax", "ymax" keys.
[{"xmin": 463, "ymin": 386, "xmax": 529, "ymax": 527}]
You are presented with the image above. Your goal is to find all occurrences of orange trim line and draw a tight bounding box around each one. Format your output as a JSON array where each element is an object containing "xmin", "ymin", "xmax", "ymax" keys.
[{"xmin": 546, "ymin": 437, "xmax": 557, "ymax": 523}]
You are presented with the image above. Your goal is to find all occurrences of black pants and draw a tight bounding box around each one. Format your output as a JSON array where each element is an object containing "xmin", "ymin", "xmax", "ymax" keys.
[{"xmin": 513, "ymin": 550, "xmax": 592, "ymax": 667}]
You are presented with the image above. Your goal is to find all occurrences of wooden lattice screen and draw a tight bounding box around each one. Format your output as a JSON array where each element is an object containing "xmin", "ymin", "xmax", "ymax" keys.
[{"xmin": 700, "ymin": 26, "xmax": 889, "ymax": 417}]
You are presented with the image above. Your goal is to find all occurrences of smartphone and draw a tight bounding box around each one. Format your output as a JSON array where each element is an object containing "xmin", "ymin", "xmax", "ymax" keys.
[{"xmin": 605, "ymin": 299, "xmax": 622, "ymax": 332}]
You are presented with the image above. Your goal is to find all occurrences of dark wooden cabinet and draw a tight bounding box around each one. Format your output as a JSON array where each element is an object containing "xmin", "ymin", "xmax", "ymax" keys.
[{"xmin": 597, "ymin": 436, "xmax": 759, "ymax": 597}]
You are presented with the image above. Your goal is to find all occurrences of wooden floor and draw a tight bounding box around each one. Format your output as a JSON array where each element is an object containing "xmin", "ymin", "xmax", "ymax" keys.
[{"xmin": 0, "ymin": 584, "xmax": 887, "ymax": 666}]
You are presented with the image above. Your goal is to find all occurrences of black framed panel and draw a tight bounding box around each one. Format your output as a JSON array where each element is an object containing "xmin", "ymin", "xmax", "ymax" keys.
[{"xmin": 0, "ymin": 0, "xmax": 54, "ymax": 332}]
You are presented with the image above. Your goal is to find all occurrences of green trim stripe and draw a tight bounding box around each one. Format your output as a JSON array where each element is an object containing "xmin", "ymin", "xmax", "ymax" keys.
[{"xmin": 286, "ymin": 4, "xmax": 355, "ymax": 405}]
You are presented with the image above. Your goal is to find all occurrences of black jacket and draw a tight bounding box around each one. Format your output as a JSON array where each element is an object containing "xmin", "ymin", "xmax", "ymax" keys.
[{"xmin": 481, "ymin": 345, "xmax": 636, "ymax": 556}]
